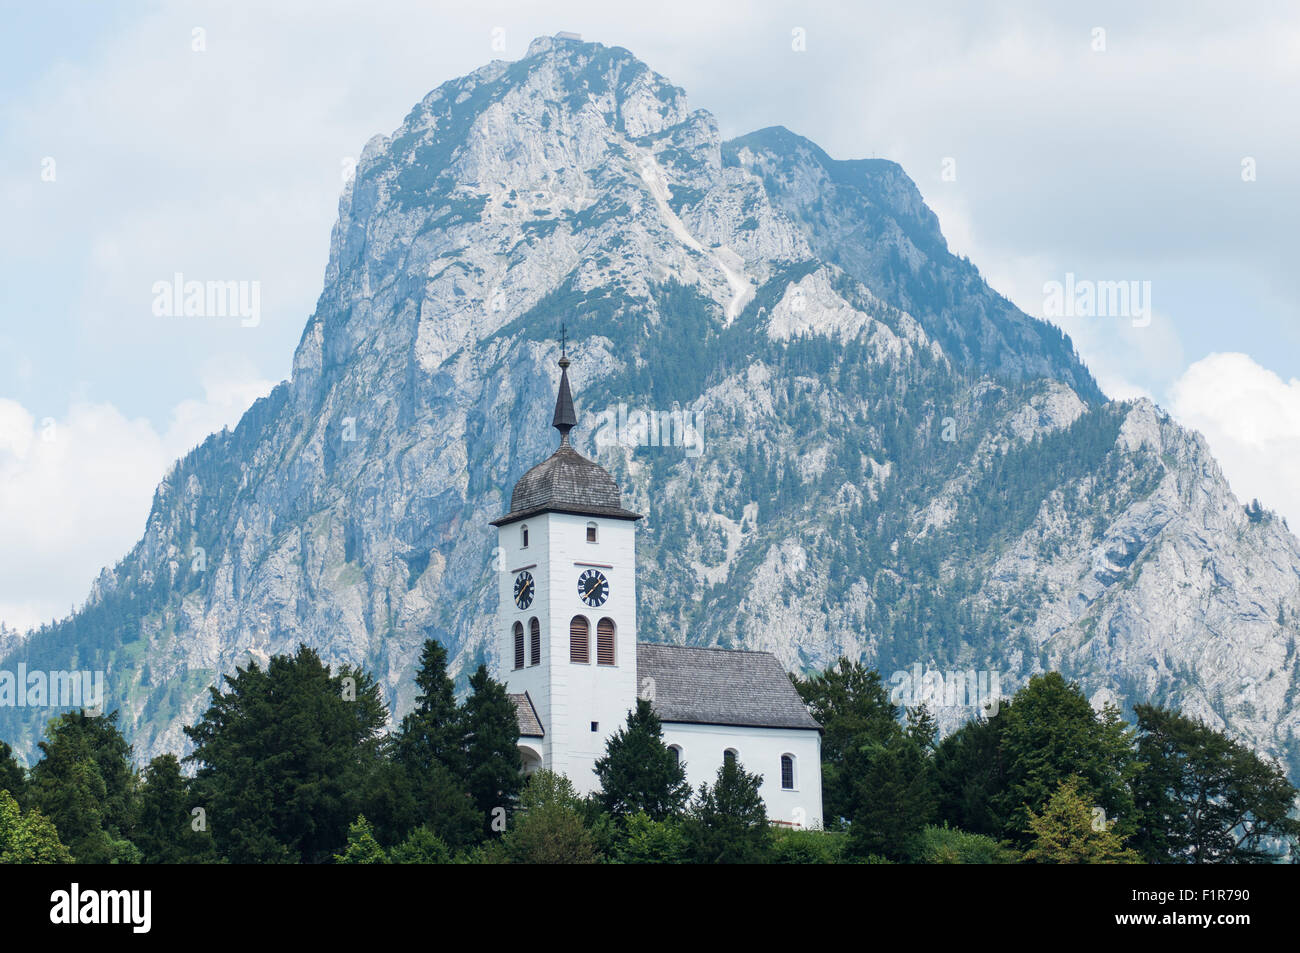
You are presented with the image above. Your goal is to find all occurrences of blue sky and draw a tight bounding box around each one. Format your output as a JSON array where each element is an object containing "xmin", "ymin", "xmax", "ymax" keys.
[{"xmin": 2, "ymin": 0, "xmax": 1299, "ymax": 630}]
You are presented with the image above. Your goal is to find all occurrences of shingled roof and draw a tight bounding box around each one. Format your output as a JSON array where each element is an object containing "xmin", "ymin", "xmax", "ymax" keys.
[
  {"xmin": 637, "ymin": 643, "xmax": 821, "ymax": 731},
  {"xmin": 509, "ymin": 692, "xmax": 544, "ymax": 738},
  {"xmin": 492, "ymin": 355, "xmax": 641, "ymax": 526}
]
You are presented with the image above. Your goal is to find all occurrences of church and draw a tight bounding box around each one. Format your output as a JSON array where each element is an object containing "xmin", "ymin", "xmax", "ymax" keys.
[{"xmin": 493, "ymin": 349, "xmax": 824, "ymax": 829}]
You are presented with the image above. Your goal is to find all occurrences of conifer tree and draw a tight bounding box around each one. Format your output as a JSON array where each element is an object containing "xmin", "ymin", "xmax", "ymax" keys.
[
  {"xmin": 133, "ymin": 753, "xmax": 215, "ymax": 863},
  {"xmin": 460, "ymin": 665, "xmax": 522, "ymax": 836},
  {"xmin": 0, "ymin": 740, "xmax": 25, "ymax": 802},
  {"xmin": 184, "ymin": 645, "xmax": 388, "ymax": 863},
  {"xmin": 27, "ymin": 710, "xmax": 136, "ymax": 863},
  {"xmin": 334, "ymin": 815, "xmax": 387, "ymax": 864},
  {"xmin": 684, "ymin": 758, "xmax": 772, "ymax": 864},
  {"xmin": 594, "ymin": 698, "xmax": 690, "ymax": 821},
  {"xmin": 1023, "ymin": 776, "xmax": 1140, "ymax": 864}
]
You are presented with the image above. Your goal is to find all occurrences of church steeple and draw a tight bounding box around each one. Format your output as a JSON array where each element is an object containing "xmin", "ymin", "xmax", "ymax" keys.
[{"xmin": 551, "ymin": 325, "xmax": 577, "ymax": 445}]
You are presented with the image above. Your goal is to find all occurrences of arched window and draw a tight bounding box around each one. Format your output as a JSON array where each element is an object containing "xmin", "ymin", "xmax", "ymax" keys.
[
  {"xmin": 569, "ymin": 616, "xmax": 589, "ymax": 663},
  {"xmin": 529, "ymin": 617, "xmax": 541, "ymax": 666},
  {"xmin": 521, "ymin": 524, "xmax": 529, "ymax": 548},
  {"xmin": 596, "ymin": 617, "xmax": 616, "ymax": 666},
  {"xmin": 512, "ymin": 621, "xmax": 524, "ymax": 670},
  {"xmin": 723, "ymin": 748, "xmax": 738, "ymax": 768},
  {"xmin": 668, "ymin": 745, "xmax": 683, "ymax": 766},
  {"xmin": 781, "ymin": 754, "xmax": 796, "ymax": 790},
  {"xmin": 586, "ymin": 521, "xmax": 598, "ymax": 543}
]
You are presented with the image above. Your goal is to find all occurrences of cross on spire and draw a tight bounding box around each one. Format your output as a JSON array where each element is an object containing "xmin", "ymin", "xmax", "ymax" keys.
[{"xmin": 552, "ymin": 325, "xmax": 576, "ymax": 444}]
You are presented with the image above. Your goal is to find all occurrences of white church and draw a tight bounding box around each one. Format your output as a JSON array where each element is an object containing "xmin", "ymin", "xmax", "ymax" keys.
[{"xmin": 493, "ymin": 349, "xmax": 824, "ymax": 828}]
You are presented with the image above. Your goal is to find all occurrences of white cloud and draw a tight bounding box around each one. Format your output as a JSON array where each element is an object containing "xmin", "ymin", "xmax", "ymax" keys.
[
  {"xmin": 1169, "ymin": 353, "xmax": 1300, "ymax": 528},
  {"xmin": 0, "ymin": 365, "xmax": 273, "ymax": 633}
]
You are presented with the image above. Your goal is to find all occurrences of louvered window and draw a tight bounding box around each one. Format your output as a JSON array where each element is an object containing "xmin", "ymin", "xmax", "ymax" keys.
[
  {"xmin": 596, "ymin": 617, "xmax": 616, "ymax": 665},
  {"xmin": 529, "ymin": 617, "xmax": 541, "ymax": 666},
  {"xmin": 512, "ymin": 622, "xmax": 524, "ymax": 670},
  {"xmin": 781, "ymin": 754, "xmax": 795, "ymax": 790},
  {"xmin": 570, "ymin": 616, "xmax": 589, "ymax": 663}
]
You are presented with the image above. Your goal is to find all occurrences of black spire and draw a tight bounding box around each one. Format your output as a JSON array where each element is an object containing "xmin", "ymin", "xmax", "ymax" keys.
[{"xmin": 552, "ymin": 324, "xmax": 577, "ymax": 444}]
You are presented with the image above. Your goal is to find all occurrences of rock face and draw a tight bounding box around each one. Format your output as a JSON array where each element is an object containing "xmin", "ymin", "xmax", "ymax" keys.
[{"xmin": 4, "ymin": 35, "xmax": 1299, "ymax": 777}]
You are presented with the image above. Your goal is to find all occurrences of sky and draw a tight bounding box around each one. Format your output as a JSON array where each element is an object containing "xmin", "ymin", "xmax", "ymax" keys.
[{"xmin": 2, "ymin": 0, "xmax": 1299, "ymax": 632}]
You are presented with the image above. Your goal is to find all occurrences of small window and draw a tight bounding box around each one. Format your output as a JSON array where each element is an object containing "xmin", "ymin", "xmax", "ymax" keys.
[
  {"xmin": 591, "ymin": 721, "xmax": 599, "ymax": 732},
  {"xmin": 521, "ymin": 525, "xmax": 529, "ymax": 548},
  {"xmin": 512, "ymin": 622, "xmax": 524, "ymax": 670},
  {"xmin": 596, "ymin": 617, "xmax": 616, "ymax": 666},
  {"xmin": 586, "ymin": 521, "xmax": 598, "ymax": 543},
  {"xmin": 723, "ymin": 748, "xmax": 738, "ymax": 768},
  {"xmin": 781, "ymin": 754, "xmax": 796, "ymax": 790},
  {"xmin": 569, "ymin": 616, "xmax": 589, "ymax": 663},
  {"xmin": 668, "ymin": 745, "xmax": 682, "ymax": 766},
  {"xmin": 529, "ymin": 617, "xmax": 541, "ymax": 666}
]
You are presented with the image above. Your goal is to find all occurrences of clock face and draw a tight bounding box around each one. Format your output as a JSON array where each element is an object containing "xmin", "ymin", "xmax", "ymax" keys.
[
  {"xmin": 513, "ymin": 571, "xmax": 535, "ymax": 610},
  {"xmin": 577, "ymin": 568, "xmax": 609, "ymax": 607}
]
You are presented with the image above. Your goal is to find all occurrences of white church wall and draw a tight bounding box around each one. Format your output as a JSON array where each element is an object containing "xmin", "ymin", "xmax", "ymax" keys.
[
  {"xmin": 661, "ymin": 722, "xmax": 824, "ymax": 829},
  {"xmin": 501, "ymin": 510, "xmax": 639, "ymax": 796}
]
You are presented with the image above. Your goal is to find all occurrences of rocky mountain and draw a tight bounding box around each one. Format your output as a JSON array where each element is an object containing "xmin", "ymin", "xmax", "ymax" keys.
[{"xmin": 4, "ymin": 35, "xmax": 1299, "ymax": 778}]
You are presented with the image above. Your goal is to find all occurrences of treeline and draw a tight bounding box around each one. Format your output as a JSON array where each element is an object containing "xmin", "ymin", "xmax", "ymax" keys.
[{"xmin": 2, "ymin": 646, "xmax": 1297, "ymax": 864}]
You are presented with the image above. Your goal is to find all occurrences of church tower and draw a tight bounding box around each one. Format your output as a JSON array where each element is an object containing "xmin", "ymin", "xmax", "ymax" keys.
[{"xmin": 492, "ymin": 346, "xmax": 641, "ymax": 795}]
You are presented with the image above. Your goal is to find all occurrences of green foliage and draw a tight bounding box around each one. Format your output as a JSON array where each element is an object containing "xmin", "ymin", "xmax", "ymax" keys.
[
  {"xmin": 907, "ymin": 824, "xmax": 1017, "ymax": 864},
  {"xmin": 0, "ymin": 741, "xmax": 25, "ymax": 802},
  {"xmin": 844, "ymin": 732, "xmax": 937, "ymax": 861},
  {"xmin": 133, "ymin": 753, "xmax": 215, "ymax": 863},
  {"xmin": 388, "ymin": 826, "xmax": 453, "ymax": 864},
  {"xmin": 26, "ymin": 710, "xmax": 135, "ymax": 863},
  {"xmin": 683, "ymin": 758, "xmax": 772, "ymax": 864},
  {"xmin": 461, "ymin": 665, "xmax": 523, "ymax": 836},
  {"xmin": 794, "ymin": 658, "xmax": 903, "ymax": 825},
  {"xmin": 594, "ymin": 698, "xmax": 690, "ymax": 821},
  {"xmin": 334, "ymin": 815, "xmax": 387, "ymax": 864},
  {"xmin": 184, "ymin": 645, "xmax": 388, "ymax": 863},
  {"xmin": 771, "ymin": 828, "xmax": 847, "ymax": 864},
  {"xmin": 1022, "ymin": 777, "xmax": 1141, "ymax": 864},
  {"xmin": 504, "ymin": 771, "xmax": 600, "ymax": 864},
  {"xmin": 613, "ymin": 811, "xmax": 689, "ymax": 864},
  {"xmin": 1130, "ymin": 704, "xmax": 1300, "ymax": 863},
  {"xmin": 0, "ymin": 788, "xmax": 72, "ymax": 864},
  {"xmin": 991, "ymin": 673, "xmax": 1136, "ymax": 845}
]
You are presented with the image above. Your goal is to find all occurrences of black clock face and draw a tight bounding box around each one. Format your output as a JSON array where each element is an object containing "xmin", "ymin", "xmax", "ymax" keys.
[
  {"xmin": 513, "ymin": 571, "xmax": 535, "ymax": 610},
  {"xmin": 577, "ymin": 568, "xmax": 609, "ymax": 607}
]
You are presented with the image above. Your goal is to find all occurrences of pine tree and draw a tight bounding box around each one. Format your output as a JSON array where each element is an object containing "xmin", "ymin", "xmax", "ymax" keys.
[
  {"xmin": 0, "ymin": 740, "xmax": 25, "ymax": 802},
  {"xmin": 334, "ymin": 815, "xmax": 387, "ymax": 864},
  {"xmin": 460, "ymin": 665, "xmax": 522, "ymax": 837},
  {"xmin": 184, "ymin": 645, "xmax": 389, "ymax": 863},
  {"xmin": 683, "ymin": 757, "xmax": 772, "ymax": 864},
  {"xmin": 27, "ymin": 710, "xmax": 136, "ymax": 863},
  {"xmin": 133, "ymin": 754, "xmax": 215, "ymax": 863},
  {"xmin": 594, "ymin": 698, "xmax": 690, "ymax": 821}
]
